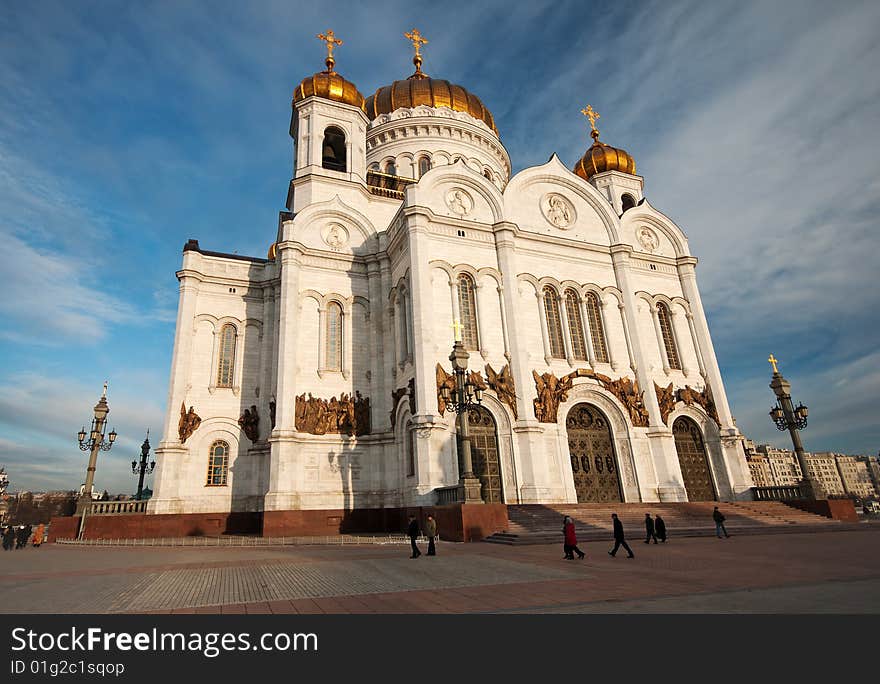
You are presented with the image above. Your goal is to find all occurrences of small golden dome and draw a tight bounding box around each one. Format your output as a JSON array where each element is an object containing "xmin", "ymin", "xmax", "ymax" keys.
[
  {"xmin": 365, "ymin": 73, "xmax": 497, "ymax": 134},
  {"xmin": 293, "ymin": 30, "xmax": 365, "ymax": 111},
  {"xmin": 267, "ymin": 242, "xmax": 277, "ymax": 260},
  {"xmin": 293, "ymin": 69, "xmax": 365, "ymax": 111},
  {"xmin": 574, "ymin": 139, "xmax": 636, "ymax": 180},
  {"xmin": 574, "ymin": 105, "xmax": 636, "ymax": 180}
]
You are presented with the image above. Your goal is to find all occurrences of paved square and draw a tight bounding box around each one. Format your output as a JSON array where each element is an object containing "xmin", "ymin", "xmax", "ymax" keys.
[{"xmin": 1, "ymin": 530, "xmax": 878, "ymax": 613}]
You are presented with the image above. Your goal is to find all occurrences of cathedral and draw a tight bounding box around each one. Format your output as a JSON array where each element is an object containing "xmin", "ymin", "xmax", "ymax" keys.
[{"xmin": 149, "ymin": 29, "xmax": 753, "ymax": 533}]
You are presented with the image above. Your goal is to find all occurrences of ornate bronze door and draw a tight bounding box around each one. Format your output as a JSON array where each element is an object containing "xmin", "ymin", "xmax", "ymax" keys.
[
  {"xmin": 673, "ymin": 417, "xmax": 716, "ymax": 501},
  {"xmin": 565, "ymin": 403, "xmax": 621, "ymax": 503},
  {"xmin": 468, "ymin": 407, "xmax": 504, "ymax": 503}
]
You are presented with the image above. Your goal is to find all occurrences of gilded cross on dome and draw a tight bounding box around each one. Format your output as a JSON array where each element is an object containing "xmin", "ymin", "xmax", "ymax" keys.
[
  {"xmin": 581, "ymin": 104, "xmax": 601, "ymax": 141},
  {"xmin": 405, "ymin": 28, "xmax": 428, "ymax": 75},
  {"xmin": 317, "ymin": 30, "xmax": 343, "ymax": 71},
  {"xmin": 768, "ymin": 354, "xmax": 780, "ymax": 374}
]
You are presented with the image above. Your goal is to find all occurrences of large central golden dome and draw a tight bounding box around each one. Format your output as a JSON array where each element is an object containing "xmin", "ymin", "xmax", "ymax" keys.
[{"xmin": 365, "ymin": 71, "xmax": 497, "ymax": 134}]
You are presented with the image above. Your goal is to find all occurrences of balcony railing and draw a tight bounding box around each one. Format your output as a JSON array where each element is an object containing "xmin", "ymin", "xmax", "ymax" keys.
[
  {"xmin": 751, "ymin": 485, "xmax": 806, "ymax": 501},
  {"xmin": 87, "ymin": 500, "xmax": 148, "ymax": 515},
  {"xmin": 435, "ymin": 485, "xmax": 462, "ymax": 506},
  {"xmin": 366, "ymin": 170, "xmax": 415, "ymax": 200}
]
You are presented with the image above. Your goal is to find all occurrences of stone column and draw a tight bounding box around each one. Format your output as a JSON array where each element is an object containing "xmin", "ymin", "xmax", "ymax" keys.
[
  {"xmin": 405, "ymin": 213, "xmax": 437, "ymax": 418},
  {"xmin": 366, "ymin": 258, "xmax": 386, "ymax": 431},
  {"xmin": 258, "ymin": 284, "xmax": 275, "ymax": 440},
  {"xmin": 535, "ymin": 289, "xmax": 553, "ymax": 365},
  {"xmin": 161, "ymin": 270, "xmax": 200, "ymax": 444}
]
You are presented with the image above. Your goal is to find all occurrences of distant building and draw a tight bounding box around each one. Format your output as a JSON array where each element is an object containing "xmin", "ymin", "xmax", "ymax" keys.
[
  {"xmin": 744, "ymin": 442, "xmax": 773, "ymax": 487},
  {"xmin": 857, "ymin": 456, "xmax": 880, "ymax": 498},
  {"xmin": 821, "ymin": 453, "xmax": 876, "ymax": 499},
  {"xmin": 803, "ymin": 453, "xmax": 845, "ymax": 497},
  {"xmin": 756, "ymin": 444, "xmax": 803, "ymax": 487}
]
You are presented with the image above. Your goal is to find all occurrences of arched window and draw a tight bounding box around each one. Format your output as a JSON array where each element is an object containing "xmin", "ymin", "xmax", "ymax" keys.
[
  {"xmin": 384, "ymin": 160, "xmax": 397, "ymax": 176},
  {"xmin": 406, "ymin": 422, "xmax": 415, "ymax": 477},
  {"xmin": 418, "ymin": 156, "xmax": 431, "ymax": 177},
  {"xmin": 621, "ymin": 193, "xmax": 636, "ymax": 211},
  {"xmin": 483, "ymin": 168, "xmax": 493, "ymax": 182},
  {"xmin": 657, "ymin": 302, "xmax": 681, "ymax": 370},
  {"xmin": 321, "ymin": 127, "xmax": 346, "ymax": 172},
  {"xmin": 585, "ymin": 292, "xmax": 609, "ymax": 363},
  {"xmin": 206, "ymin": 440, "xmax": 229, "ymax": 486},
  {"xmin": 457, "ymin": 274, "xmax": 480, "ymax": 350},
  {"xmin": 325, "ymin": 302, "xmax": 343, "ymax": 371},
  {"xmin": 216, "ymin": 324, "xmax": 237, "ymax": 388},
  {"xmin": 543, "ymin": 286, "xmax": 565, "ymax": 358},
  {"xmin": 564, "ymin": 289, "xmax": 588, "ymax": 361},
  {"xmin": 368, "ymin": 162, "xmax": 380, "ymax": 171}
]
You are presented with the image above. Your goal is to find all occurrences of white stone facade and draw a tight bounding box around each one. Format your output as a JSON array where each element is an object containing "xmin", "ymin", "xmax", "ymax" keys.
[{"xmin": 149, "ymin": 86, "xmax": 753, "ymax": 516}]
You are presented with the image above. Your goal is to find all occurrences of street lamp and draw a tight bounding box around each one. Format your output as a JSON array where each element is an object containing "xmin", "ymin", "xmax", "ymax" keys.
[
  {"xmin": 767, "ymin": 355, "xmax": 816, "ymax": 499},
  {"xmin": 441, "ymin": 320, "xmax": 484, "ymax": 504},
  {"xmin": 131, "ymin": 430, "xmax": 156, "ymax": 501},
  {"xmin": 75, "ymin": 382, "xmax": 117, "ymax": 515}
]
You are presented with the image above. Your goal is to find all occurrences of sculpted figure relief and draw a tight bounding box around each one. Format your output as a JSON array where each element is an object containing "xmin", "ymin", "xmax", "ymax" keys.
[
  {"xmin": 677, "ymin": 385, "xmax": 720, "ymax": 424},
  {"xmin": 446, "ymin": 189, "xmax": 471, "ymax": 216},
  {"xmin": 178, "ymin": 403, "xmax": 202, "ymax": 443},
  {"xmin": 485, "ymin": 363, "xmax": 517, "ymax": 419},
  {"xmin": 543, "ymin": 194, "xmax": 573, "ymax": 228},
  {"xmin": 637, "ymin": 226, "xmax": 659, "ymax": 252},
  {"xmin": 532, "ymin": 370, "xmax": 573, "ymax": 423},
  {"xmin": 654, "ymin": 382, "xmax": 676, "ymax": 425},
  {"xmin": 435, "ymin": 364, "xmax": 457, "ymax": 416},
  {"xmin": 295, "ymin": 392, "xmax": 371, "ymax": 436},
  {"xmin": 238, "ymin": 405, "xmax": 260, "ymax": 442},
  {"xmin": 545, "ymin": 368, "xmax": 649, "ymax": 427}
]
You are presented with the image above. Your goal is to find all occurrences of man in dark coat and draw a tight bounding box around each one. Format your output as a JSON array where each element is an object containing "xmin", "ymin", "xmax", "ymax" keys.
[
  {"xmin": 425, "ymin": 515, "xmax": 438, "ymax": 556},
  {"xmin": 608, "ymin": 513, "xmax": 634, "ymax": 558},
  {"xmin": 644, "ymin": 513, "xmax": 658, "ymax": 544},
  {"xmin": 655, "ymin": 514, "xmax": 667, "ymax": 543},
  {"xmin": 713, "ymin": 506, "xmax": 730, "ymax": 538},
  {"xmin": 2, "ymin": 526, "xmax": 14, "ymax": 551},
  {"xmin": 407, "ymin": 515, "xmax": 421, "ymax": 558}
]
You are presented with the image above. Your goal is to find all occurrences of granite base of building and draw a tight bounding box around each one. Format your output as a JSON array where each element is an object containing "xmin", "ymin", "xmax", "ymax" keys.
[
  {"xmin": 48, "ymin": 503, "xmax": 510, "ymax": 543},
  {"xmin": 783, "ymin": 498, "xmax": 859, "ymax": 522}
]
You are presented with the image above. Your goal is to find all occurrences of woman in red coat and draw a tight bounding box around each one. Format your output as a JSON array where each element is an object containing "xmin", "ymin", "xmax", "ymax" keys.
[{"xmin": 562, "ymin": 516, "xmax": 585, "ymax": 560}]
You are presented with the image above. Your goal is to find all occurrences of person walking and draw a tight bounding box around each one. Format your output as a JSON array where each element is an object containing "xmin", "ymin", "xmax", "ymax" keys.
[
  {"xmin": 407, "ymin": 514, "xmax": 422, "ymax": 558},
  {"xmin": 644, "ymin": 513, "xmax": 658, "ymax": 544},
  {"xmin": 655, "ymin": 514, "xmax": 667, "ymax": 543},
  {"xmin": 608, "ymin": 513, "xmax": 634, "ymax": 558},
  {"xmin": 32, "ymin": 524, "xmax": 45, "ymax": 548},
  {"xmin": 425, "ymin": 515, "xmax": 438, "ymax": 556},
  {"xmin": 1, "ymin": 526, "xmax": 14, "ymax": 551},
  {"xmin": 713, "ymin": 506, "xmax": 730, "ymax": 538},
  {"xmin": 562, "ymin": 515, "xmax": 585, "ymax": 560},
  {"xmin": 15, "ymin": 525, "xmax": 28, "ymax": 550}
]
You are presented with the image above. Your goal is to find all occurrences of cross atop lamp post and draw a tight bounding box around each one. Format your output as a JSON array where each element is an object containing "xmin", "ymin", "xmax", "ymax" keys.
[
  {"xmin": 768, "ymin": 355, "xmax": 817, "ymax": 499},
  {"xmin": 439, "ymin": 319, "xmax": 485, "ymax": 504},
  {"xmin": 75, "ymin": 382, "xmax": 117, "ymax": 515}
]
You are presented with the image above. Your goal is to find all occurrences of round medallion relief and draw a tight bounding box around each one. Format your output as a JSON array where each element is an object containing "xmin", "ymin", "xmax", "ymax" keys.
[
  {"xmin": 540, "ymin": 193, "xmax": 575, "ymax": 229},
  {"xmin": 322, "ymin": 223, "xmax": 349, "ymax": 250},
  {"xmin": 445, "ymin": 188, "xmax": 473, "ymax": 217},
  {"xmin": 637, "ymin": 226, "xmax": 660, "ymax": 252}
]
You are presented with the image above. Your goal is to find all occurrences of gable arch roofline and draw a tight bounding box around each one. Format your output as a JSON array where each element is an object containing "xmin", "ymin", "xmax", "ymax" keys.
[
  {"xmin": 408, "ymin": 161, "xmax": 504, "ymax": 223},
  {"xmin": 620, "ymin": 200, "xmax": 690, "ymax": 257},
  {"xmin": 285, "ymin": 195, "xmax": 378, "ymax": 247},
  {"xmin": 504, "ymin": 154, "xmax": 620, "ymax": 243}
]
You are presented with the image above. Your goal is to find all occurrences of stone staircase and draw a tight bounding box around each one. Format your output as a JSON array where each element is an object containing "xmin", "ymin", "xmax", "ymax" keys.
[{"xmin": 485, "ymin": 501, "xmax": 852, "ymax": 545}]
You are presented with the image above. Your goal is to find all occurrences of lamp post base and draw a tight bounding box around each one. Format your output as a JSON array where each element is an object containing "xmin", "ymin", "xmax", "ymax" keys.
[
  {"xmin": 74, "ymin": 495, "xmax": 93, "ymax": 517},
  {"xmin": 455, "ymin": 478, "xmax": 484, "ymax": 504}
]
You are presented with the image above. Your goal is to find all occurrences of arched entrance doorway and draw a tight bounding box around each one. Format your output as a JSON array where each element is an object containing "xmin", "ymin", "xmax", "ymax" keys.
[
  {"xmin": 467, "ymin": 406, "xmax": 504, "ymax": 503},
  {"xmin": 565, "ymin": 403, "xmax": 622, "ymax": 503},
  {"xmin": 672, "ymin": 416, "xmax": 716, "ymax": 501}
]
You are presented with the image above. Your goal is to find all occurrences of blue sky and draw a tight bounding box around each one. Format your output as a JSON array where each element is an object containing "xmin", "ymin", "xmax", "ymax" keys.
[{"xmin": 1, "ymin": 0, "xmax": 878, "ymax": 493}]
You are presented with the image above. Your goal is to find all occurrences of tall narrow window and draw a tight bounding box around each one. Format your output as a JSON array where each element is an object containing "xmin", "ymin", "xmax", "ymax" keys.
[
  {"xmin": 565, "ymin": 289, "xmax": 588, "ymax": 360},
  {"xmin": 657, "ymin": 302, "xmax": 681, "ymax": 370},
  {"xmin": 585, "ymin": 292, "xmax": 609, "ymax": 363},
  {"xmin": 543, "ymin": 286, "xmax": 565, "ymax": 358},
  {"xmin": 206, "ymin": 440, "xmax": 229, "ymax": 486},
  {"xmin": 216, "ymin": 324, "xmax": 237, "ymax": 387},
  {"xmin": 418, "ymin": 156, "xmax": 431, "ymax": 177},
  {"xmin": 321, "ymin": 127, "xmax": 346, "ymax": 172},
  {"xmin": 457, "ymin": 274, "xmax": 480, "ymax": 350},
  {"xmin": 325, "ymin": 302, "xmax": 343, "ymax": 371},
  {"xmin": 385, "ymin": 160, "xmax": 397, "ymax": 176},
  {"xmin": 406, "ymin": 422, "xmax": 415, "ymax": 477}
]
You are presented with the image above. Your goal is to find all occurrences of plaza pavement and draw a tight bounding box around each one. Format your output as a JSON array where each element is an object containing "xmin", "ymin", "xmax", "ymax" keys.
[{"xmin": 0, "ymin": 530, "xmax": 878, "ymax": 614}]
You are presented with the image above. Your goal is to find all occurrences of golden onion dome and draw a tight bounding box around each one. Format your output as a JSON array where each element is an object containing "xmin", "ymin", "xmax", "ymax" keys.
[
  {"xmin": 365, "ymin": 29, "xmax": 497, "ymax": 134},
  {"xmin": 573, "ymin": 105, "xmax": 636, "ymax": 180},
  {"xmin": 293, "ymin": 30, "xmax": 365, "ymax": 111}
]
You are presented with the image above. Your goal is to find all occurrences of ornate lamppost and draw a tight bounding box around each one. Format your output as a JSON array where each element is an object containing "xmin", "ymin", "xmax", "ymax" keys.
[
  {"xmin": 75, "ymin": 382, "xmax": 117, "ymax": 515},
  {"xmin": 439, "ymin": 320, "xmax": 485, "ymax": 504},
  {"xmin": 131, "ymin": 430, "xmax": 156, "ymax": 501},
  {"xmin": 768, "ymin": 355, "xmax": 816, "ymax": 499}
]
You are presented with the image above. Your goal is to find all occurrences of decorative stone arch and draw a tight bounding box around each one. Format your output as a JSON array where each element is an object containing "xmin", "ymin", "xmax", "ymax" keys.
[
  {"xmin": 195, "ymin": 315, "xmax": 249, "ymax": 396},
  {"xmin": 556, "ymin": 382, "xmax": 641, "ymax": 502},
  {"xmin": 285, "ymin": 195, "xmax": 379, "ymax": 256},
  {"xmin": 190, "ymin": 418, "xmax": 243, "ymax": 488},
  {"xmin": 667, "ymin": 403, "xmax": 731, "ymax": 500},
  {"xmin": 503, "ymin": 154, "xmax": 621, "ymax": 244},
  {"xmin": 620, "ymin": 200, "xmax": 690, "ymax": 258},
  {"xmin": 393, "ymin": 400, "xmax": 415, "ymax": 487},
  {"xmin": 414, "ymin": 161, "xmax": 504, "ymax": 223},
  {"xmin": 472, "ymin": 392, "xmax": 518, "ymax": 503}
]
